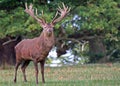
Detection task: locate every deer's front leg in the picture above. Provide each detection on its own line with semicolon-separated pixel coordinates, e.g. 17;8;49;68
33;61;39;84
40;60;45;83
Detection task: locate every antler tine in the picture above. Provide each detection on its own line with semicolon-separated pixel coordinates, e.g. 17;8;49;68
51;3;70;25
62;3;71;13
36;9;44;18
68;7;71;12
36;9;44;21
41;10;47;24
25;3;46;26
41;10;44;16
58;6;62;11
25;3;28;10
29;3;33;10
35;8;39;17
52;11;59;21
62;3;66;10
25;3;36;19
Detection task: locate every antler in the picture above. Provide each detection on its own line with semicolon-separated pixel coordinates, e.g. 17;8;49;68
51;3;71;25
25;3;46;26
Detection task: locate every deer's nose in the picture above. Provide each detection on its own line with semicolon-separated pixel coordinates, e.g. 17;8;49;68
48;29;53;33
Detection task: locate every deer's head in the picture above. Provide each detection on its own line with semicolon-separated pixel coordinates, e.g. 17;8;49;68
25;3;70;37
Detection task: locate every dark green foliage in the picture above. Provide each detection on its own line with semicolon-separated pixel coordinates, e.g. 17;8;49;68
0;0;120;63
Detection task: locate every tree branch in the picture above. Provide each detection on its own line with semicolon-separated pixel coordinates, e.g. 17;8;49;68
56;35;104;42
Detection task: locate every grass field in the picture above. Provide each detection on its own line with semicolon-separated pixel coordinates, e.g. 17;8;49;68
0;63;120;86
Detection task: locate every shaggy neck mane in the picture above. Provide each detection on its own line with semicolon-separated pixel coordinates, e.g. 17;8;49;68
38;30;55;49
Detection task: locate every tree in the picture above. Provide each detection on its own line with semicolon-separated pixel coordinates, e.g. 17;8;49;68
60;0;120;63
0;0;120;65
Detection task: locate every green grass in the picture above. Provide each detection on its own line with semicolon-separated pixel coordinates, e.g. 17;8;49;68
0;63;120;86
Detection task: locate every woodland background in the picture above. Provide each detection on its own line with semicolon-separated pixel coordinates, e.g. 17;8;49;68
0;0;120;66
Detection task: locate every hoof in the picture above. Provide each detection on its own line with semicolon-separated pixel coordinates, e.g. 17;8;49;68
14;79;16;83
24;80;27;82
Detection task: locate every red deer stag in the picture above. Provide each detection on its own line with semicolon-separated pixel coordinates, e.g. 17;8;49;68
14;3;70;84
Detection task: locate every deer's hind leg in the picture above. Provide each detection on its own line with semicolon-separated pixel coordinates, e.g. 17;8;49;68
21;60;30;82
33;60;39;84
14;61;22;83
40;60;45;83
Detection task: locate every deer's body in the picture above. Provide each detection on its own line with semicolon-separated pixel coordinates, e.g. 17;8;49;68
14;3;70;84
15;32;54;62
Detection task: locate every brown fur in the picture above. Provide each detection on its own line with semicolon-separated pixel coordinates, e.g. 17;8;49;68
15;30;54;62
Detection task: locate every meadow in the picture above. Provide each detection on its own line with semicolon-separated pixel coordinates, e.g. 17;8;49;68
0;63;120;86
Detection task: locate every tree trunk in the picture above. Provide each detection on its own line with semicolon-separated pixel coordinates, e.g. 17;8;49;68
0;36;22;67
88;37;108;63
